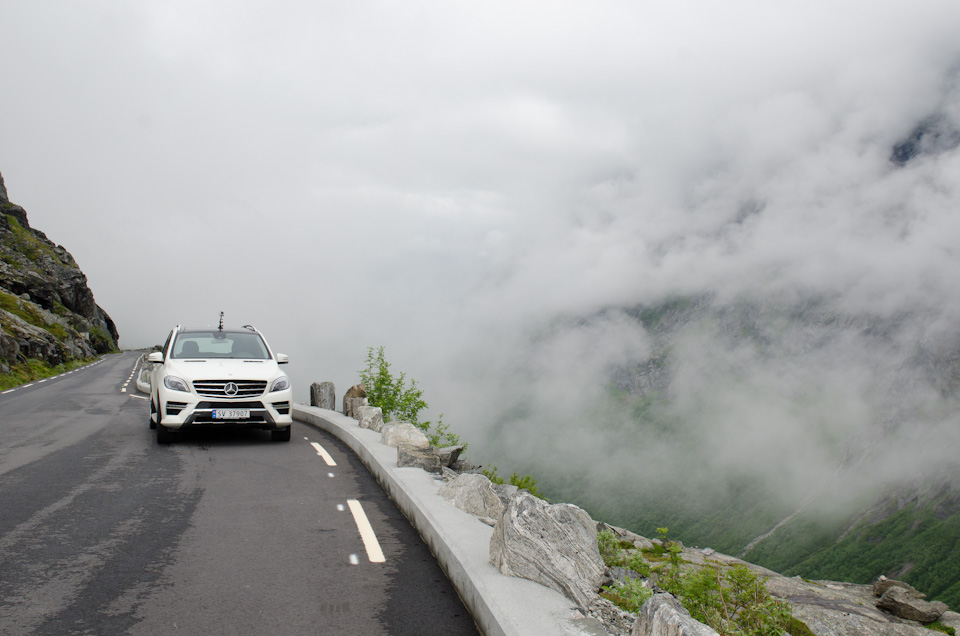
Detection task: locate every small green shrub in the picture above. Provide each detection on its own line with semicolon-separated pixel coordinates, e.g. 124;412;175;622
680;564;793;636
926;623;956;635
598;530;624;567
626;551;652;577
359;346;428;425
359;346;468;453
425;413;467;451
601;577;653;613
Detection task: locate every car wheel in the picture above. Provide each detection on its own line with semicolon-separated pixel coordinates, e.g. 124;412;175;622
271;426;291;442
157;423;175;445
149;399;157;429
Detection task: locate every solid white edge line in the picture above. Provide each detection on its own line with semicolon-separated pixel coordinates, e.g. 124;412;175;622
310;442;337;466
347;499;386;563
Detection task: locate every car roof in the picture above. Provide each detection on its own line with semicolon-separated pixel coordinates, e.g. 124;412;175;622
177;328;260;335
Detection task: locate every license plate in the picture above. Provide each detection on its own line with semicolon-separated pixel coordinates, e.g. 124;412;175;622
213;409;250;420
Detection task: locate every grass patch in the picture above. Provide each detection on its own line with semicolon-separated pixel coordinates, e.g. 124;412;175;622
0;356;97;391
2;213;63;265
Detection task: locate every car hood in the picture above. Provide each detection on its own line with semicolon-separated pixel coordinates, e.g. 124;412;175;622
165;359;283;382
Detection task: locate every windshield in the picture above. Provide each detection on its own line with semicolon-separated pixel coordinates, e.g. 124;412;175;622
171;331;271;359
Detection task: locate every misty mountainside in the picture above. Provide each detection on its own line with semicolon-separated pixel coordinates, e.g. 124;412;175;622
475;97;960;608
0;171;118;379
491;294;960;609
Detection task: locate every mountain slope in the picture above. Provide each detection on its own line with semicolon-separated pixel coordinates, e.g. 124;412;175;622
0;171;118;380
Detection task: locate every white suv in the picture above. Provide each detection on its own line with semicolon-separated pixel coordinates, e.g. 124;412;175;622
148;325;293;444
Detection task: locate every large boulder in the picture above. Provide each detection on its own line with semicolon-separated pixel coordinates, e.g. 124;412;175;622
438;473;504;519
435;445;464;467
876;586;947;623
310;381;336;410
397;444;442;473
381;422;430;448
342;384;366;416
632;594;719;636
357;406;384;432
489;492;604;609
345;397;368;419
873;576;922;598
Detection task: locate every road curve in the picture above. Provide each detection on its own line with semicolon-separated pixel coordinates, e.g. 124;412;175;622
0;351;479;636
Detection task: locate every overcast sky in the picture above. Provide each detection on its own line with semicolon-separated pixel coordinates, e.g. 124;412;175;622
3;2;960;485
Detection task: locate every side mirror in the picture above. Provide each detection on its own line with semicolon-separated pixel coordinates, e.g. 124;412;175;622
276;353;289;365
147;352;163;363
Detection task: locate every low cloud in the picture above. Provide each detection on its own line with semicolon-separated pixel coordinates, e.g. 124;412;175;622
3;1;960;530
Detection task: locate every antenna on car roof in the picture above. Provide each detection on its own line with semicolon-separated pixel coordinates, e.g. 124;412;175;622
218;312;224;332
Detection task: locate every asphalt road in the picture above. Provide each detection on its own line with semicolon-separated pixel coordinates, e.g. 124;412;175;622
0;351;479;636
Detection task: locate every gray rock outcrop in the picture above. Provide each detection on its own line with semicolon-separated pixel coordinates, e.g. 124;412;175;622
342;384;366;416
874;576;921;598
345;397;368;419
489;492;604;609
397;444;442;473
381;422;429;448
632;594;719;636
438;473;505;519
435;445;464;467
764;577;936;636
357;405;384;432
941;610;960;631
876;585;947;623
310;381;336;410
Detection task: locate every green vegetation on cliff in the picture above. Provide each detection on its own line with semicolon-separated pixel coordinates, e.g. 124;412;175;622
743;493;960;609
0;356;100;391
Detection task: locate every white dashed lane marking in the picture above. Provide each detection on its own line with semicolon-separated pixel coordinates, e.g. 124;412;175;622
310;442;337;466
346;499;386;564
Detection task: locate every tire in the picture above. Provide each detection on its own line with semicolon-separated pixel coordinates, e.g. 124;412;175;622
271;426;291;442
149;399;157;429
157;423;175;445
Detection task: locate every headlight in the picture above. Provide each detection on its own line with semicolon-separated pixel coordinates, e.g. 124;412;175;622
270;376;290;392
163;376;190;392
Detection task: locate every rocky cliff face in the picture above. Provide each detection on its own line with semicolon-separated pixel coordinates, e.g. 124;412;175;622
0;171;118;373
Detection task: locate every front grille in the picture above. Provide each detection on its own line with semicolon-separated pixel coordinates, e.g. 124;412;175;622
193;380;267;398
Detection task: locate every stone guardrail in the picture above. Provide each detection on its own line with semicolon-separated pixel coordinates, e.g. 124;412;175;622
135;353;152;394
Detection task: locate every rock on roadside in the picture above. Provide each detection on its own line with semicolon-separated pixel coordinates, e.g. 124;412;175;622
489;491;604;609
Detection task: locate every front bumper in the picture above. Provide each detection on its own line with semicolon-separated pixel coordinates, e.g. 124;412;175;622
157;391;293;430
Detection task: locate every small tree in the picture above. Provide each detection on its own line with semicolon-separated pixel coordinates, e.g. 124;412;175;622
359;346;427;425
358;346;466;450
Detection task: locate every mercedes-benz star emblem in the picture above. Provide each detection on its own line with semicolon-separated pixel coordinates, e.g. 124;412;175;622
224;382;239;396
